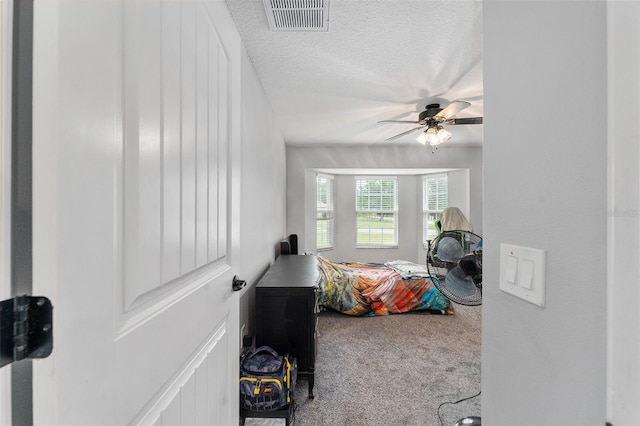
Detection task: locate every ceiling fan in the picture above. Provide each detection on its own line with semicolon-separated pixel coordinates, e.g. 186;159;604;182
378;101;483;148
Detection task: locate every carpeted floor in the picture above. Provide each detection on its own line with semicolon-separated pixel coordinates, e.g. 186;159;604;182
245;304;481;426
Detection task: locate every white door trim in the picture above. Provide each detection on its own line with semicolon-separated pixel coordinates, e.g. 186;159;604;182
0;0;14;421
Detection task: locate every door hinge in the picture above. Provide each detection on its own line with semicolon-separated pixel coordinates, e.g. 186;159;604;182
0;295;53;368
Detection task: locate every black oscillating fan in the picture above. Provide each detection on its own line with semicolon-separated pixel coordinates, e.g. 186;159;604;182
428;230;483;426
427;230;483;306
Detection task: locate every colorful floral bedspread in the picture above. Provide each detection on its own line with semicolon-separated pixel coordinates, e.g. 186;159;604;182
317;256;453;316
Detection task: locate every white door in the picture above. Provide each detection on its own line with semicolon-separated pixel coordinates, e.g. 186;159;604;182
31;1;241;424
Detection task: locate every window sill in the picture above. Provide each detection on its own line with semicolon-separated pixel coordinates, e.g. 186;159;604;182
355;245;399;249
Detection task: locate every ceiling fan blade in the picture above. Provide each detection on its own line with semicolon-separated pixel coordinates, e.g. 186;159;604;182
435;100;471;119
444;117;483;125
378;120;420;124
384;126;425;141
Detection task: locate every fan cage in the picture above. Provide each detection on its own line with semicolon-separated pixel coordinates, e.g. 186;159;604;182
427;231;483;306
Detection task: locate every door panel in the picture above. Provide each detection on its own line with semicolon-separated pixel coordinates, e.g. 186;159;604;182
121;0;231;324
131;325;230;424
31;1;240;424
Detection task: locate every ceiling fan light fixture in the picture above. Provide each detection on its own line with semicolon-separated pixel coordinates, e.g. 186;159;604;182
416;129;430;145
417;125;451;146
434;126;452;145
416;126;439;145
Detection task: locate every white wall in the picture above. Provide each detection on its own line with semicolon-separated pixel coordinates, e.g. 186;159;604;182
447;168;470;217
607;2;640;424
237;48;287;342
483;2;607;424
286;144;483;259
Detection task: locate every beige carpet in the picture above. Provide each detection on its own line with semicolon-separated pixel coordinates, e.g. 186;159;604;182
288;304;482;426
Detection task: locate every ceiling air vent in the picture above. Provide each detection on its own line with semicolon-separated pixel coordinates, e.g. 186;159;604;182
263;0;330;32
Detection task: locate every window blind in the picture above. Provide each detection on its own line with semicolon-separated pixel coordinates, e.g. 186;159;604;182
355;176;398;246
316;174;334;249
423;174;448;243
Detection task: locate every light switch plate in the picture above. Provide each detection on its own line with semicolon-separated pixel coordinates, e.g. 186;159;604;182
499;243;546;307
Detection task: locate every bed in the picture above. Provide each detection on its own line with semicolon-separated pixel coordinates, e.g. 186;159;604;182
278;234;453;316
315;256;454;316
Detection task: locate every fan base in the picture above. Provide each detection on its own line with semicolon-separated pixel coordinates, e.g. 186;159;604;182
454;416;481;426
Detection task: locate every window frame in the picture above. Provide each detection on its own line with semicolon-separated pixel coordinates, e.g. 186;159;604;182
355;176;398;248
423;173;448;247
316;173;334;250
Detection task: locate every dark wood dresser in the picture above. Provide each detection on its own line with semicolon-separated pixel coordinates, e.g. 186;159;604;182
255;254;319;399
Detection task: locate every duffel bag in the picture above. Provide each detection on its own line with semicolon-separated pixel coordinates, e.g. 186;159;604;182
239;345;296;411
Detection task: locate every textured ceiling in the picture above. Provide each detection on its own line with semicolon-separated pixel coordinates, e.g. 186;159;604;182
226;0;483;147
